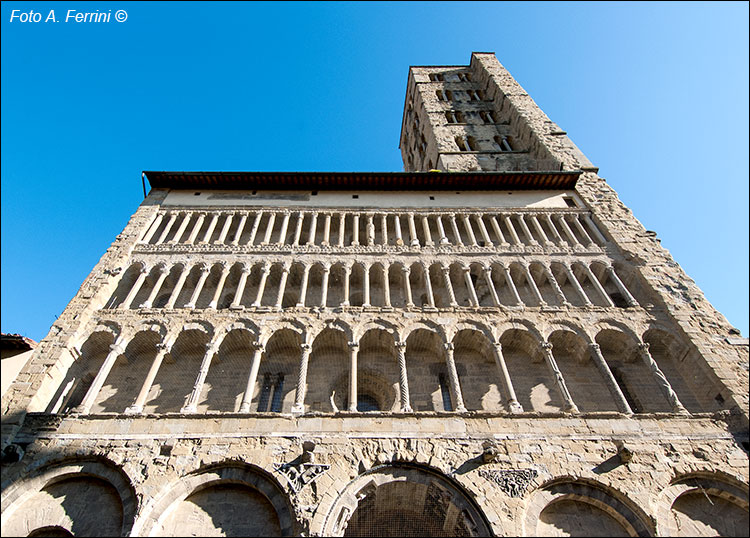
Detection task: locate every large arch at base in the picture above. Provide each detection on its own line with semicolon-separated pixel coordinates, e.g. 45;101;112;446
135;462;296;537
323;463;493;537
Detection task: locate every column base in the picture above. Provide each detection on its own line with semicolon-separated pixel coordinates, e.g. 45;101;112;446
509;401;524;414
124;405;143;415
180;405;197;414
291;404;306;415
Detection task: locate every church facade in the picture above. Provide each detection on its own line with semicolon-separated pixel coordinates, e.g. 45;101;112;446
1;52;748;536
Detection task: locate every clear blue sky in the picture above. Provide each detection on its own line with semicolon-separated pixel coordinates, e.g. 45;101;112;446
2;1;748;341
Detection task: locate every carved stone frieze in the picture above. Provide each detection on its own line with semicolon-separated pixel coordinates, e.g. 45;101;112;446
478;468;538;498
274;461;330;494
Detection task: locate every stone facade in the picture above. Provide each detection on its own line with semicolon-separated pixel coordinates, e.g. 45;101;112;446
1;52;747;537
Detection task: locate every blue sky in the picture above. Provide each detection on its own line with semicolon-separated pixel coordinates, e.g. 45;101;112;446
2;1;748;341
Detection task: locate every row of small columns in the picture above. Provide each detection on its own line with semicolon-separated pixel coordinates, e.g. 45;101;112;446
141;210;606;249
74;333;686;415
118;260;637;310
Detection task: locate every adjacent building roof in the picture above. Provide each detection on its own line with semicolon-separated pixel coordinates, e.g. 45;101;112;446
0;334;37;352
144;170;580;192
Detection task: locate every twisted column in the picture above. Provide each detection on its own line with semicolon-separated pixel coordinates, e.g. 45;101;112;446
442;267;458;307
541;342;579;413
382;264;392;307
292;343;312;413
181;340;222;413
542;264;569;306
589;344;633;414
638;342;688;414
395;341;412;412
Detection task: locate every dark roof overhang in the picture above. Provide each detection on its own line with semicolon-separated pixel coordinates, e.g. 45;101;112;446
144;170;580;192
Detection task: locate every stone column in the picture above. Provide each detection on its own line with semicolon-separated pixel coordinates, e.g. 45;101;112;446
292;343;312;413
571;215;594;245
348;342;359;411
230;265;251;309
185;265;211;309
606;266;638;306
165;265;191;308
381;214;389;245
338;214;346;247
516;215;538;245
207;263;230;309
307;212;318;245
530;215;554;247
366;214;375;246
186;212;206;244
475;215;493;246
75;338;127;414
461;215;478;246
231;212;249;245
395;341;412;412
638;342;688;414
442;267;458;307
503;215;521;245
408;213;420;247
421;216;434;246
170;212;192;244
352;214;360;246
589;344;633;414
502;265;523;306
297;264;312;307
582;264;615;307
342;263;352;306
362;264;371;307
483;266;501;306
125;342;170;414
322;213;332;246
522;264;546;306
292;212;305;246
216;213;234;244
320;264;331;307
277;212;291;245
490;216;508;246
540;343;579;413
246;213;263;246
382;264;391;307
563;265;592;306
121;266;149;309
423;264;436;308
393;215;404;246
544;214;567;246
261;213;276;245
492;343;523;413
274;264;290;309
252;263;270;307
463;267;480;306
156;212;178;244
444;343;466;412
402;266;414;306
556;215;579;246
140;263;169;308
448;214;464;246
583;214;608;244
141;213;164;243
181;340;222;413
436;215;450;245
200;214;220;244
239;342;264;412
542;264;569;306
